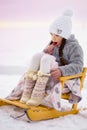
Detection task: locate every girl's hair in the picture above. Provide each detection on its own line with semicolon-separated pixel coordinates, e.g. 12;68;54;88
49;38;68;66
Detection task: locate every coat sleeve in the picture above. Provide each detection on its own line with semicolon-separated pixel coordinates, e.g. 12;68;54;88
59;43;84;76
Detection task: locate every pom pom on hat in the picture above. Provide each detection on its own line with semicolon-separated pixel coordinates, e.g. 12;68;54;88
49;10;73;39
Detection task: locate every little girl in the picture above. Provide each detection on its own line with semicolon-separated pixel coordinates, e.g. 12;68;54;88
6;10;83;111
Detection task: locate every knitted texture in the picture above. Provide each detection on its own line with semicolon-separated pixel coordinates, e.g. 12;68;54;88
27;75;49;106
20;78;35;103
24;70;38;81
49;10;73;39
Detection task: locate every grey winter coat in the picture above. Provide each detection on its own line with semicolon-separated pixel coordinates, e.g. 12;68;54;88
52;34;84;76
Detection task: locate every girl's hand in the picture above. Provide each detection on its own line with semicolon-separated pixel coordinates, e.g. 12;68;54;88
44;44;55;54
51;69;62;81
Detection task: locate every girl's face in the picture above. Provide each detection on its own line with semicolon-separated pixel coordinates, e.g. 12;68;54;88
50;33;63;46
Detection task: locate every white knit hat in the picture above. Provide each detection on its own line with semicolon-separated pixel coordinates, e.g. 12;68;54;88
49;10;73;39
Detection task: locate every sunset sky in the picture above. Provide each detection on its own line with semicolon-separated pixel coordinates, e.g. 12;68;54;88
0;0;87;66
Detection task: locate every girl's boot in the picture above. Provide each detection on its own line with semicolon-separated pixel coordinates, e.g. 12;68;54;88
20;71;37;103
26;71;50;106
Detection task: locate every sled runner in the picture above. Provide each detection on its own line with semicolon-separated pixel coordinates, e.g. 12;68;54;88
0;67;87;121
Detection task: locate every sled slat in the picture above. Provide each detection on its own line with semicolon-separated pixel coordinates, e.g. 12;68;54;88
0;98;30;109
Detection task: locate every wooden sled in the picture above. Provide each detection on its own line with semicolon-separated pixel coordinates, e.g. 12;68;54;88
0;67;87;121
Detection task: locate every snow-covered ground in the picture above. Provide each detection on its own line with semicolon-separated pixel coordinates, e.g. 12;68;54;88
0;74;87;130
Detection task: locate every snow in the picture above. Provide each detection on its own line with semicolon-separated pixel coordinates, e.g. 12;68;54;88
0;74;87;130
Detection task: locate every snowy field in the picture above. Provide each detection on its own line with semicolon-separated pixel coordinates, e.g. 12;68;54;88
0;74;87;130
